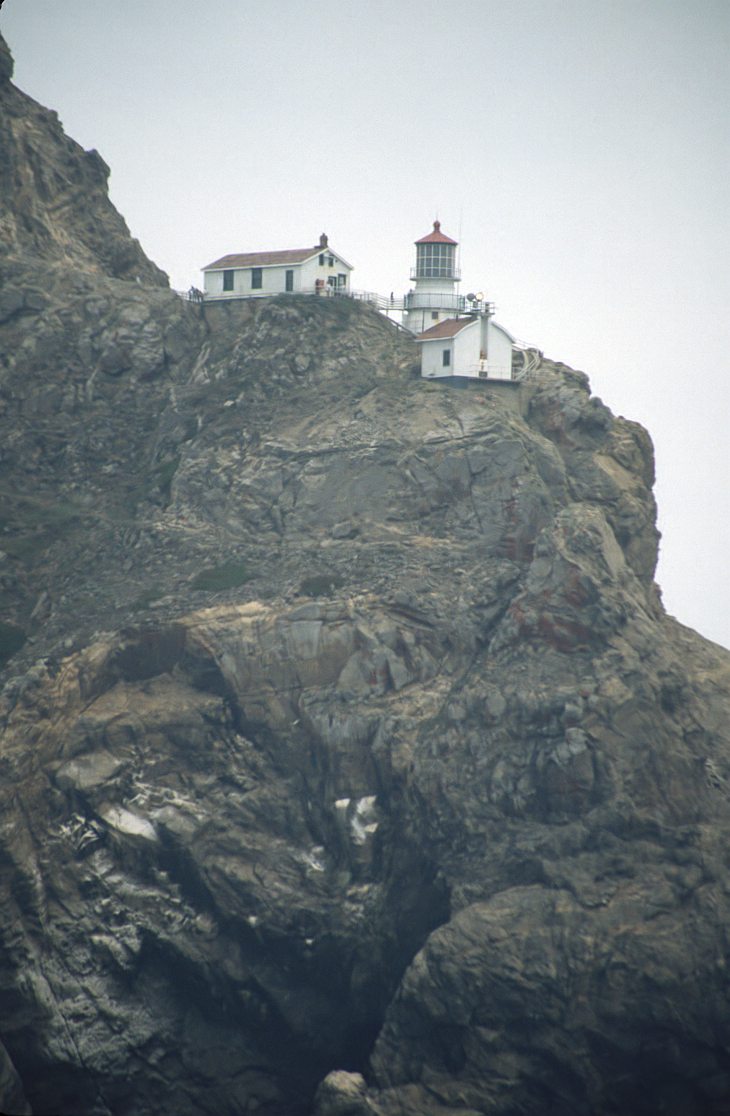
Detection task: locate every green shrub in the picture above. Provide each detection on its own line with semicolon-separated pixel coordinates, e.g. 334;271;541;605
154;455;181;500
191;560;254;592
131;585;165;611
0;494;83;560
0;622;26;666
2;532;50;560
22;499;81;529
298;572;345;598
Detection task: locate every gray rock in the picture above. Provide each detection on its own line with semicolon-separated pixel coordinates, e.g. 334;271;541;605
314;1070;382;1115
0;1038;29;1115
0;286;24;322
0;31;13;84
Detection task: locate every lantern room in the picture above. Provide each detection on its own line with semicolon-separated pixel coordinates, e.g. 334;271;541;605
412;220;459;280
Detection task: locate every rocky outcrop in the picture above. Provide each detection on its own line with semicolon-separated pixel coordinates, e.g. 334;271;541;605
0;32;166;284
2;28;730;1116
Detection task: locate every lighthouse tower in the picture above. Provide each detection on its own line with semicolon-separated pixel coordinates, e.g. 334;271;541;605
403;221;463;334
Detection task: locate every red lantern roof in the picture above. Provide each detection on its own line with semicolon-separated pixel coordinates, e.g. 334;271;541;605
415;220;458;246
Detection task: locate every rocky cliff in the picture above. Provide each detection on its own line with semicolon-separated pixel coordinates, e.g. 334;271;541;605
0;33;166;287
2;30;730;1116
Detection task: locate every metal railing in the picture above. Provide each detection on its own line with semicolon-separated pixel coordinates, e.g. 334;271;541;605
404;292;466;312
410;267;462;281
180;285;366;303
347;290;403;310
178;286;411;310
513;346;543;374
402;293;496;315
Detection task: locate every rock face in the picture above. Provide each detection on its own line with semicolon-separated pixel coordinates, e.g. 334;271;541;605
0;32;167;284
2;29;730;1116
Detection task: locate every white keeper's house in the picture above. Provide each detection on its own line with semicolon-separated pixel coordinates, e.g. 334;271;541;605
202;233;353;299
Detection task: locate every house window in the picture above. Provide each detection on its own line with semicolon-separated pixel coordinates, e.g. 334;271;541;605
442;349;451;367
319;254;325;265
337;273;347;288
251;267;262;289
285;269;294;292
223;270;234;291
431;312;439;320
328;256;334;267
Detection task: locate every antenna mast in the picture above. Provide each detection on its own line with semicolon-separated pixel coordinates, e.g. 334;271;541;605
457;206;463;281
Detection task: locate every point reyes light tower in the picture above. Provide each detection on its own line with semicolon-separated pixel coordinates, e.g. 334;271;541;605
403;221;462;334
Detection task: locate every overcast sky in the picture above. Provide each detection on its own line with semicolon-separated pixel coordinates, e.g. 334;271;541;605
2;0;728;648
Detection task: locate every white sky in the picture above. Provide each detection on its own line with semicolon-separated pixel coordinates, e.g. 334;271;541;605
2;0;728;648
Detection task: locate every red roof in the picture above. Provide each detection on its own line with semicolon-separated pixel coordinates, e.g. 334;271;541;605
415;220;458;246
203;246;322;270
416;317;475;340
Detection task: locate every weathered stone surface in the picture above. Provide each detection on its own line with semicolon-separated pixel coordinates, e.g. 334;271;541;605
0;1038;30;1115
0;31;13;85
2;26;730;1116
314;1070;382;1115
0;32;166;284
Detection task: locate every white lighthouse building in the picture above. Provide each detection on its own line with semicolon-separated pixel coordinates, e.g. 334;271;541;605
403;221;464;334
404;220;542;381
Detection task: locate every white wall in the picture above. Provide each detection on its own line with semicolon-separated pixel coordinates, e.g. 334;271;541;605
484;320;514;380
203;263;297;297
420;322;479;377
407;308;444;334
299;251;352;292
421;338;454;377
453;321;481;373
203;269;226;296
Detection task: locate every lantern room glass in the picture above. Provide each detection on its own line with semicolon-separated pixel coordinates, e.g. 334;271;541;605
416;243;456;278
